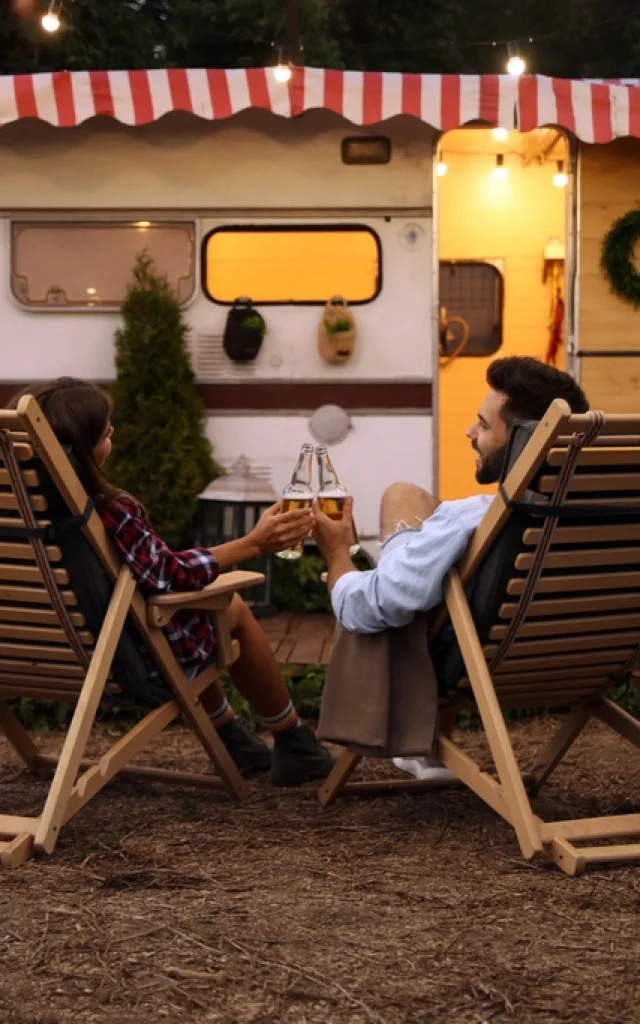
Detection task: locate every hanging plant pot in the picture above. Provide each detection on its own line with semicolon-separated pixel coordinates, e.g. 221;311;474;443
318;296;356;365
223;297;266;362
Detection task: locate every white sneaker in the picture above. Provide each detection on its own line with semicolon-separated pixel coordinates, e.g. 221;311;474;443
392;756;456;782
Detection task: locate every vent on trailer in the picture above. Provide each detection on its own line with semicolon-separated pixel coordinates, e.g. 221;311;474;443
188;333;258;382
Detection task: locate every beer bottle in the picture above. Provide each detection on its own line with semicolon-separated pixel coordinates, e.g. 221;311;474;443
276;443;314;560
316;445;360;556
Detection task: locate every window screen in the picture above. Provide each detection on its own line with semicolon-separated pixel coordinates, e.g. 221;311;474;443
203;225;381;305
439;261;503;357
12;221;196;309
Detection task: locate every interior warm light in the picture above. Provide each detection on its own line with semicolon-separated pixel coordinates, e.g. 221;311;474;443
135;221;151;229
552;160;569;188
492;154;509;180
436;154;448;177
86;287;96;295
492;127;509;143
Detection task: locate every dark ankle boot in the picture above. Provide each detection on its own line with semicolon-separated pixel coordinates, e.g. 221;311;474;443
270;724;335;787
216;718;272;778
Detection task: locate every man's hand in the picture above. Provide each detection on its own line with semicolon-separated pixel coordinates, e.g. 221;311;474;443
249;501;313;557
312;496;354;559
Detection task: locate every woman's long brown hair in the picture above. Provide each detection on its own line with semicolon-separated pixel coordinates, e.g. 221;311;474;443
8;378;121;505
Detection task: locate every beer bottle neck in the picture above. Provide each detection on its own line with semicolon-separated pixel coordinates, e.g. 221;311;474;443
317;450;342;493
289;448;313;489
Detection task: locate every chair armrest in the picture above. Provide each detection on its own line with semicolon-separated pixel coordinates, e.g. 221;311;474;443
147;570;264;628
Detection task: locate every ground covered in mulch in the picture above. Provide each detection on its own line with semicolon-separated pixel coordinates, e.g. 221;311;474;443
1;717;640;1024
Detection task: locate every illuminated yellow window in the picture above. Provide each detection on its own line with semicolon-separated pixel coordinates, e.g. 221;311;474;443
203;226;381;304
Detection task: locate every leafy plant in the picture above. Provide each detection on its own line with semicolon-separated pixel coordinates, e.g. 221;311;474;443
108;252;219;548
243;313;266;335
323;316;352;336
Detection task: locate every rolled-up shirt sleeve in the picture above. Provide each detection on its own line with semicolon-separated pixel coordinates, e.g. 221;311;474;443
331;495;492;633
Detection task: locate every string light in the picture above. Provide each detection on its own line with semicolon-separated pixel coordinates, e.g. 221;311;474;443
436;151;448;177
41;0;61;32
492;154;509;180
552;160;569;187
274;46;292;82
492;127;509;143
506;42;526;76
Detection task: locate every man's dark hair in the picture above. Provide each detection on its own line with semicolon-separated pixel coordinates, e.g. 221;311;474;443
486;356;589;424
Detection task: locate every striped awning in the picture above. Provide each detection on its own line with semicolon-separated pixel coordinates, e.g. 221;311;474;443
0;66;639;143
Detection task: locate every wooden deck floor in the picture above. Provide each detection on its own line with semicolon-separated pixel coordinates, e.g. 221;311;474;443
260;613;335;666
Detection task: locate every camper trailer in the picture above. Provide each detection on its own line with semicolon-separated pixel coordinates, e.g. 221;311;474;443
1;68;639;539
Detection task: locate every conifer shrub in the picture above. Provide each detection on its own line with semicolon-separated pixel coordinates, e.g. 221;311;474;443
108;252;219;547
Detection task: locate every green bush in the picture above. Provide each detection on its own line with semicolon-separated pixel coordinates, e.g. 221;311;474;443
108;251;219;548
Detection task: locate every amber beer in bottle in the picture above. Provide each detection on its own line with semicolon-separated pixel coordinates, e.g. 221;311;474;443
315;445;360;555
276;443;314;560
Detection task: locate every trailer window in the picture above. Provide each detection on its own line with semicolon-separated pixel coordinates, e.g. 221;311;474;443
202;225;381;305
11;222;196;309
439;261;503;357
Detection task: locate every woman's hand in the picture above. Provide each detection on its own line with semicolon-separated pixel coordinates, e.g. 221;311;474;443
249;501;314;556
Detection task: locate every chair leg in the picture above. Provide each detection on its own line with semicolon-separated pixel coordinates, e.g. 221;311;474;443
591;698;640;748
528;706;593;794
318;750;361;807
34;568;137;857
445;570;543;860
0;698;40;768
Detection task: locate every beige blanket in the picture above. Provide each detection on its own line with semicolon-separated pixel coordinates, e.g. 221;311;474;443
317;613;439;758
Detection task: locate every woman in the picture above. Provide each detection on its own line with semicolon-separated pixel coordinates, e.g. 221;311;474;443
10;378;334;787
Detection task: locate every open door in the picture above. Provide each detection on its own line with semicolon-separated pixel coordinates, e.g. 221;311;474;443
436;128;569;499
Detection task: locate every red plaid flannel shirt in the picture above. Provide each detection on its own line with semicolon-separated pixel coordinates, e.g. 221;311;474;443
99;493;220;674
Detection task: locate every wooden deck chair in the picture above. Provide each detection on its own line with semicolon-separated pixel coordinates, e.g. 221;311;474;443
319;399;640;875
0;396;265;867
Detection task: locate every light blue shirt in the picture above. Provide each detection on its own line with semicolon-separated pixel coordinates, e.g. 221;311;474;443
331;495;493;633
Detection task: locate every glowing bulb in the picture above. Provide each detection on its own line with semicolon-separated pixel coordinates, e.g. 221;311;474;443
135;220;151;229
492;127;509;143
274;63;292;83
552;160;568;188
507;54;526;76
41;11;61;31
436;159;448;177
492;154;508;180
86;287;96;295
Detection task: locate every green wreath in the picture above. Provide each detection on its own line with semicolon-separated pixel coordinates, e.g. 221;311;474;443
600;208;640;308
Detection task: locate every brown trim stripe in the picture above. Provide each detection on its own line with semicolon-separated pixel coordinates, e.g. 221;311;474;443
0;380;432;413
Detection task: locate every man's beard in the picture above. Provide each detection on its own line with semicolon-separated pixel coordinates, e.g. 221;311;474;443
474;443;507;485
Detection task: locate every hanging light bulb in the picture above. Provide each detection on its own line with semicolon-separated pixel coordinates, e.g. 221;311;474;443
492;127;509;143
506;42;526;76
492;153;509;180
41;0;61;32
552;160;569;188
436;151;448;177
274;47;292;82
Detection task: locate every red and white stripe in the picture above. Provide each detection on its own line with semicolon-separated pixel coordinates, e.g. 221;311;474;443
518;74;640;142
0;67;517;131
1;67;639;142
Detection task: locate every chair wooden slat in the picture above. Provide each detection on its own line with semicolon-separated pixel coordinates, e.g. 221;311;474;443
484;631;640;658
0;493;46;512
0;443;34;463
494;648;634;674
0;673;83;690
0;604;85;627
0;584;77;606
0;468;39;488
523;524;640;546
538;472;640;493
499;689;599;708
0;542;62;562
0;564;69;585
0;642;80;663
546;447;640;467
507;570;640;596
490;612;640;640
500;591;640;619
516;547;640;571
0;685;83;701
567;414;640;435
492;664;617;685
0;411;21;428
0;659;85;679
0;623;93;644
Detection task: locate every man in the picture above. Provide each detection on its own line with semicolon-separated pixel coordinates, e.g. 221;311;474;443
313;357;589;777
